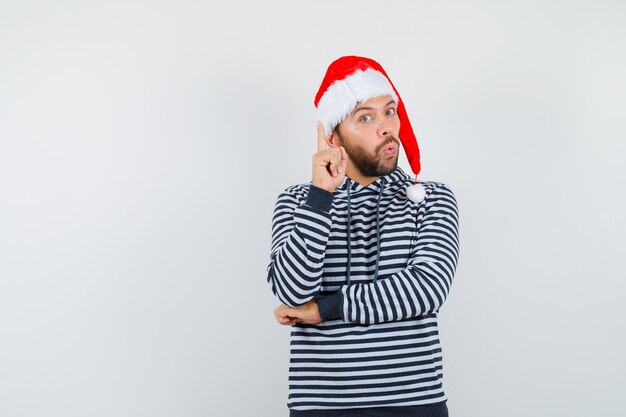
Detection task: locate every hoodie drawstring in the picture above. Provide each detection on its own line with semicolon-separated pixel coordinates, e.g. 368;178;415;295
372;177;385;283
345;177;386;286
346;179;352;286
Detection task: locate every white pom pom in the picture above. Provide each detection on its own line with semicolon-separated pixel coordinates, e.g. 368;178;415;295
406;183;426;203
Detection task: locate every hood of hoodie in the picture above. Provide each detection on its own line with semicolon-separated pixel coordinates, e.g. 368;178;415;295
334;166;412;196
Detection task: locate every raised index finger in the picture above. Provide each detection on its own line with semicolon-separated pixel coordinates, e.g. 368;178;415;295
316;121;327;152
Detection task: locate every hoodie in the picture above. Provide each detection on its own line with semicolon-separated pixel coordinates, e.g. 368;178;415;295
267;167;460;417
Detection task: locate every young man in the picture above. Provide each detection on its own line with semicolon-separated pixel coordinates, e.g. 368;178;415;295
266;56;459;417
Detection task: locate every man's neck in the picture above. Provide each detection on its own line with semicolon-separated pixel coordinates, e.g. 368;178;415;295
345;166;380;188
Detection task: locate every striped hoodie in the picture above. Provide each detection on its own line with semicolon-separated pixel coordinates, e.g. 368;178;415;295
266;166;459;417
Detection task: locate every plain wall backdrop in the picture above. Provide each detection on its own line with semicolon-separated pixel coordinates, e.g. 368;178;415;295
1;1;625;416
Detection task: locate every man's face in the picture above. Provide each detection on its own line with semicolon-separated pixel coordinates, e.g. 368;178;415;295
333;95;401;178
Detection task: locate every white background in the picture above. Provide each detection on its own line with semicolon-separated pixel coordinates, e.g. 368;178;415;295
1;1;625;416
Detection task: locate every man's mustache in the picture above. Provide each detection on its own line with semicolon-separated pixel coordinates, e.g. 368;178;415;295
377;136;400;153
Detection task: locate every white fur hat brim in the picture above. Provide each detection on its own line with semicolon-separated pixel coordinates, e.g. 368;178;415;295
316;68;398;136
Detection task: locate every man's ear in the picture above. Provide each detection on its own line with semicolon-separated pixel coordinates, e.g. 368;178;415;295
327;130;341;148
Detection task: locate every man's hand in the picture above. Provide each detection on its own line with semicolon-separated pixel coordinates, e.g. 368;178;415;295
274;299;322;326
312;121;348;193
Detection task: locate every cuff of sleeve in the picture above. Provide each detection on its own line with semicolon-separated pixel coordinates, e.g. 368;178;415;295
317;291;343;321
305;185;334;212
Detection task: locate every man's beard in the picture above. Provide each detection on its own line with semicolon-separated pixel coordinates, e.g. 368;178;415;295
337;131;400;177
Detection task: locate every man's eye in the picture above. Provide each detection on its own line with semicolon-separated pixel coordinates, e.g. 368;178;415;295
359;115;372;123
386;108;397;116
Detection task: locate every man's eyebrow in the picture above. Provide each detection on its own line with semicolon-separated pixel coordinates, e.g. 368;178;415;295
351;99;397;115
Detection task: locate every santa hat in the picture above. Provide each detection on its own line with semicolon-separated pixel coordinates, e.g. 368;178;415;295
314;55;425;203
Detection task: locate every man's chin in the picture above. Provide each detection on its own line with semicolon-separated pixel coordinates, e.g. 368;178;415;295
373;164;397;178
381;157;398;174
351;153;398;177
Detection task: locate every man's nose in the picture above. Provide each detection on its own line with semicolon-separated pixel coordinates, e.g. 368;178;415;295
377;116;393;137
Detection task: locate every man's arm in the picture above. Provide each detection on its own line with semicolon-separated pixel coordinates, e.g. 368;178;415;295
317;183;460;324
266;184;334;307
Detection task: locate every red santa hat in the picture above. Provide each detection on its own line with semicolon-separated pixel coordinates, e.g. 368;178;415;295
314;55;425;203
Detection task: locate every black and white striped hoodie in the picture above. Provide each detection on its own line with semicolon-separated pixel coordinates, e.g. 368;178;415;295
267;166;460;417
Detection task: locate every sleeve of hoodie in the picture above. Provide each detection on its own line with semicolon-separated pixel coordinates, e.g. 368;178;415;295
317;183;460;324
266;184;334;307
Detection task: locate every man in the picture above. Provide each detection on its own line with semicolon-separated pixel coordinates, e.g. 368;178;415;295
266;56;459;417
